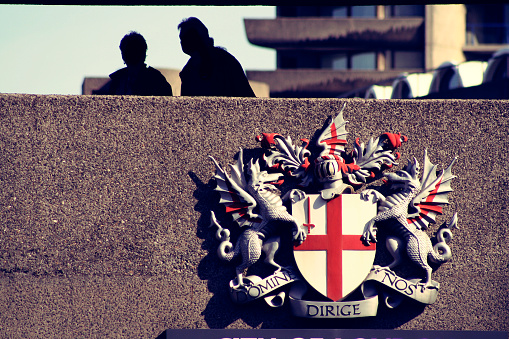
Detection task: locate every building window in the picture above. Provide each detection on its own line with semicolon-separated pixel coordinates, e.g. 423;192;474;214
351;52;376;69
277;6;297;17
393;51;424;69
321;54;347;69
279;56;297;69
331;6;347;18
277;6;378;18
351;6;376;18
321;52;376;70
330;6;376;18
466;4;509;45
387;5;425;17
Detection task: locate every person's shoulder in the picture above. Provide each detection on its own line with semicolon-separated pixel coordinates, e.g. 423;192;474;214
109;67;128;79
145;66;173;95
146;66;163;74
145;66;169;80
212;47;242;66
213;46;235;59
144;66;163;76
179;58;195;79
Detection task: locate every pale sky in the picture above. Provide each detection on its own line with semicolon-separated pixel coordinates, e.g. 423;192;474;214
0;5;276;95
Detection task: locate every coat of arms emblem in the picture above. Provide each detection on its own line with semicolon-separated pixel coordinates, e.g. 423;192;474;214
208;104;458;318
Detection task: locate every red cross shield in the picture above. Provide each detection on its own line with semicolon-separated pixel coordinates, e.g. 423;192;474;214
292;194;377;301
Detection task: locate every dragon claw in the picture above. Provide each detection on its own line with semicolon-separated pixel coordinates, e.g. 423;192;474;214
361;224;377;245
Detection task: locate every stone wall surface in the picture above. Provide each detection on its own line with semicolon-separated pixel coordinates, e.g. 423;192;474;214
0;94;507;338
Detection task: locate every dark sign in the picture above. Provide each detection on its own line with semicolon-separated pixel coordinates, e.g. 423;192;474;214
164;329;508;339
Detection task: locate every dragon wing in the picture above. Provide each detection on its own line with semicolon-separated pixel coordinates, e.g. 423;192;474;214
209;149;262;228
407;150;457;230
316;103;349;158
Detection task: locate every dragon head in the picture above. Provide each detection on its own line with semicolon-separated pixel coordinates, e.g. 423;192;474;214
385;157;420;192
247;159;284;192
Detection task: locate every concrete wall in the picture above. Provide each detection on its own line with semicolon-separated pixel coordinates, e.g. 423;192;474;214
0;94;508;338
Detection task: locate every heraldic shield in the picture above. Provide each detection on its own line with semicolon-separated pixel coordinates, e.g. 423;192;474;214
292;194;377;301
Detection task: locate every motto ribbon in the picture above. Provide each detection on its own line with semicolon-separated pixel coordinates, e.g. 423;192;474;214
288;281;379;318
363;267;439;305
228;266;440;317
229;268;300;305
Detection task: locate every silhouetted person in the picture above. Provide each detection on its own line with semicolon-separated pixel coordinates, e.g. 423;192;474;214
95;31;173;96
178;17;256;97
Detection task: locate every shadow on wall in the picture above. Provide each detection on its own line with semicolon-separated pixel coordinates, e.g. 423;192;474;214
189;147;276;329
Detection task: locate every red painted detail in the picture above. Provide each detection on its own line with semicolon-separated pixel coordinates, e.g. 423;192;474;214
320;123;347;154
223;178;257;222
269;163;281;171
341;161;360;174
343;234;372;250
303;198;316;234
272;179;285;186
369;171;375;178
303;223;315;234
321;138;348;148
383;132;408;150
348;163;361;172
407;177;444;224
316;155;359;175
426;178;443;203
299;157;311;172
294;196;375;301
329;155;359;173
225;204;247;213
418;203;443;214
256;133;282;149
224;182;241;204
329;123;337;154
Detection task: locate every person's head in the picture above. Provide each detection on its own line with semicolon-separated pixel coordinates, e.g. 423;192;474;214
178;17;214;55
119;31;147;66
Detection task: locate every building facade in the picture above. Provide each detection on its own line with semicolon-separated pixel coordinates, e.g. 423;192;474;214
244;5;509;98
